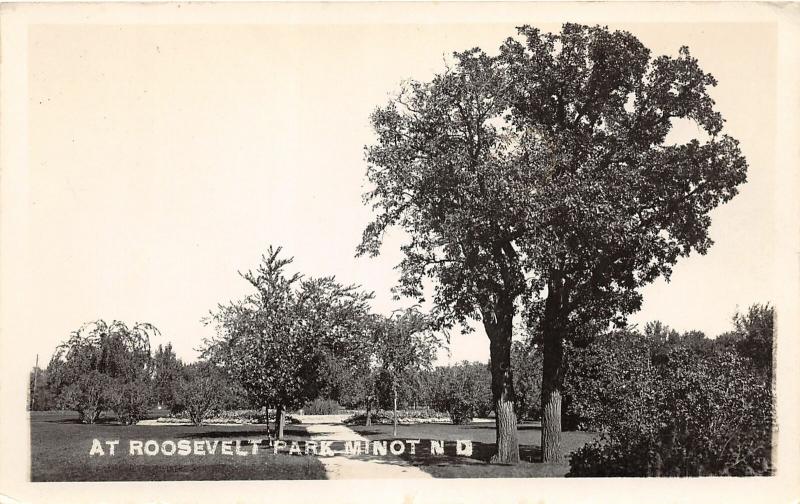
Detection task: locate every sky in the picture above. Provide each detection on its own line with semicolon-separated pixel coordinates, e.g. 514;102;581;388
21;21;777;367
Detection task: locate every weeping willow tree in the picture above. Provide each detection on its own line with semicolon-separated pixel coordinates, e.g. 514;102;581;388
47;320;158;423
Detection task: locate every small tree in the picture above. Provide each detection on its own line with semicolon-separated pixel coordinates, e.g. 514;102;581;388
152;343;183;411
431;361;493;424
107;377;153;425
204;246;374;438
373;308;440;436
340;361;379;425
29;366;55;411
54;370;109;423
176;362;227;426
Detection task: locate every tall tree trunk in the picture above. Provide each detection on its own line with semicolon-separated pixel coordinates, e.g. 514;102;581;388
484;302;520;464
541;280;567;463
276;404;285;440
392;381;398;437
366;400;372;426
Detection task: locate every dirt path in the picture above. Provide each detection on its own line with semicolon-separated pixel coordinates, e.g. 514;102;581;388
295;415;433;479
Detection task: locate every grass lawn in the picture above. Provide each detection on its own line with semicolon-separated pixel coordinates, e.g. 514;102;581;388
350;422;597;478
30;411;326;481
31;412;595;480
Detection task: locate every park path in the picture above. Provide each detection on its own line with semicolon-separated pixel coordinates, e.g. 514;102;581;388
294;414;433;480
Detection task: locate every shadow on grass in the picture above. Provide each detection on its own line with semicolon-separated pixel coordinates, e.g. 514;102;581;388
353;439;542;467
34;410;164;425
349;429;384;436
44;417;121;425
457;423;541;432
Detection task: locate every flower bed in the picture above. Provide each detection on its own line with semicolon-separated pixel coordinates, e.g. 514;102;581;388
343;408;452;426
156;409;299;425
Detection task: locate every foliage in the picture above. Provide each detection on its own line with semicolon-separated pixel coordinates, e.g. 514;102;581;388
55;371;109;423
106;378;153;425
367;307;441;429
567;312;773;477
302;398;342;415
175;362;227;426
563;330;655;431
430;361;493;424
313;352;350;403
337;362;379;410
152;343;183;411
159;409;301;425
510;341;543;420
28;367;56;411
373;308;441;394
215;378;254;411
357;23;747;462
203;246;375;418
46;320;158;423
343;408;450;426
375;368;407;410
718;303;774;376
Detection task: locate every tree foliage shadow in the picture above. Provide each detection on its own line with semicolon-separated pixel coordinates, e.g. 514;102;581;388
360;439;542;466
44;417;118;425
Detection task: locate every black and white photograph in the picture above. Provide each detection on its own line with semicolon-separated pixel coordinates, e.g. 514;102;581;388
1;2;798;503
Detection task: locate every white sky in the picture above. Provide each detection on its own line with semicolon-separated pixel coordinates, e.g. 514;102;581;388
22;21;777;367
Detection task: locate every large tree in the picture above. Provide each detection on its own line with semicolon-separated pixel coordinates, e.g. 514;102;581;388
47;320;158;423
357;24;747;463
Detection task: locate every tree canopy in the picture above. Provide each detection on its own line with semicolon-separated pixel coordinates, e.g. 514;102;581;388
203;246;374;437
372;307;441;434
358;23;747;463
47;320;159;423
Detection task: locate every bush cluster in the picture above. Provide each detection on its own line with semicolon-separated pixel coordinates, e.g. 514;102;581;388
106;379;153;425
429;362;493;424
45;321;157;424
302;398;342;415
567;324;773;476
343;408;450;426
158;409;301;425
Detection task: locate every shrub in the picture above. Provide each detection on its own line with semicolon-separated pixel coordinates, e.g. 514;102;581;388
563;330;655;431
158;409;300;425
302;398;342;415
343;408;450;425
200;409;269;424
107;378;152;425
511;341;543;421
430;362;492;424
175;362;226;426
568;347;773;477
344;410;394;426
56;371;108;424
